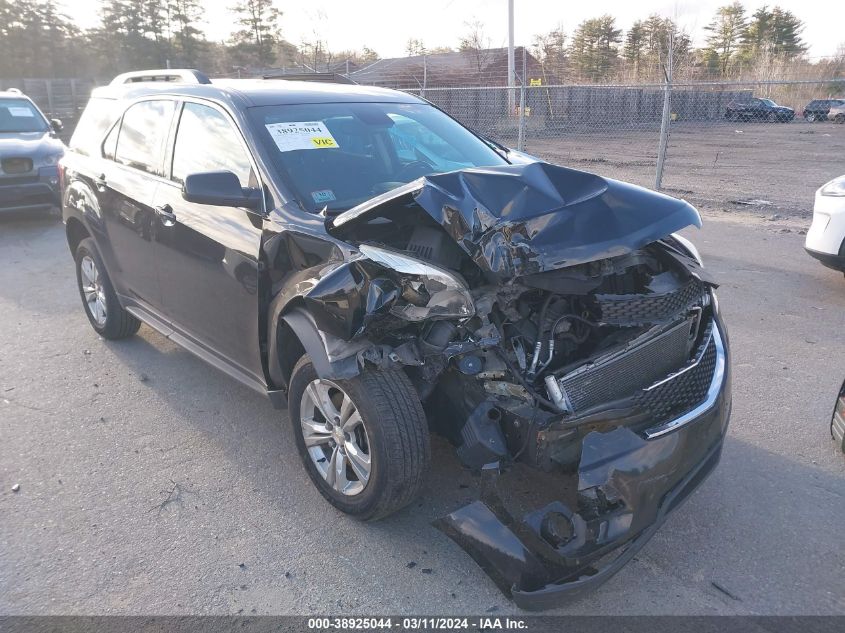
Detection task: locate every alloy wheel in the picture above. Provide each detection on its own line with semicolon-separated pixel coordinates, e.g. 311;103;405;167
80;255;107;326
299;379;372;496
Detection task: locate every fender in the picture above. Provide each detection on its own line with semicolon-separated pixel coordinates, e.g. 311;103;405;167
269;306;362;393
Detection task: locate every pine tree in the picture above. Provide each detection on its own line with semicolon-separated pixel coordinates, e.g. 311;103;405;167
169;0;204;66
229;0;282;68
704;2;748;76
569;15;621;82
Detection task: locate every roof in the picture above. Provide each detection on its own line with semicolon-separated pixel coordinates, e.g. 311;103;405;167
350;47;548;89
90;78;423;108
0;90;31;99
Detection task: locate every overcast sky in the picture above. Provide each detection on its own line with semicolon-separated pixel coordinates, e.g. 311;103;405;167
62;0;843;59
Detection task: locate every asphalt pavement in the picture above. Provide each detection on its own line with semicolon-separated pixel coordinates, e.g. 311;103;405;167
1;211;843;615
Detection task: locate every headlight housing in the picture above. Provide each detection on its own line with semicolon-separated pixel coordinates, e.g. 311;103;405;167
669;232;703;266
820;175;845;197
37;152;63;167
359;244;475;322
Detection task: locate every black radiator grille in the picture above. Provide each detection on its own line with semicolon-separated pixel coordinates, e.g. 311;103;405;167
559;317;695;413
597;277;706;325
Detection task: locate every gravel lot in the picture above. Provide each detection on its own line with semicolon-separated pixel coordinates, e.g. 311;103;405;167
1;209;844;615
526;120;845;214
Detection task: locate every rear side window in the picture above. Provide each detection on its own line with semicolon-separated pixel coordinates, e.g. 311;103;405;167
69;97;117;156
171;103;253;187
115;100;175;175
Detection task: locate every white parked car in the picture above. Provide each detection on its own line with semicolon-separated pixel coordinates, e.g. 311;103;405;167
806;175;845;275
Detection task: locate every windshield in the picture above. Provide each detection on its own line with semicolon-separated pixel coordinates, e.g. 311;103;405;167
0;98;48;133
249;102;508;212
760;98;777;107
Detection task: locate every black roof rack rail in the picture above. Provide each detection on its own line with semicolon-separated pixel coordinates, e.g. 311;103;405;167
262;72;357;85
110;69;212;85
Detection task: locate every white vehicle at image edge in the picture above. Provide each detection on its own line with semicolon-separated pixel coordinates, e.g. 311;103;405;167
805;175;845;275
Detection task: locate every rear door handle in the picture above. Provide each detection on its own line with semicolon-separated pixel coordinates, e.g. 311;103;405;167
154;204;176;226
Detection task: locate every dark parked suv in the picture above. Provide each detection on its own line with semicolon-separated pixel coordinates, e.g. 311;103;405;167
60;69;731;609
724;97;795;122
0;89;65;215
803;99;845;122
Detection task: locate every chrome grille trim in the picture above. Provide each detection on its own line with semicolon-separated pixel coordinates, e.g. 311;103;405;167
643;323;726;439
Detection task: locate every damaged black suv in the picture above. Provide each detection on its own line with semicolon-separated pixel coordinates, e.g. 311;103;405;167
61;69;731;609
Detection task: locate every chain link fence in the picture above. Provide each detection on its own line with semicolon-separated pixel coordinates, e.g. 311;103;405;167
410;79;845;214
6;75;843;213
0;78;96;142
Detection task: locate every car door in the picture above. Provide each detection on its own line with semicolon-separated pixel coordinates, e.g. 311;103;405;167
151;100;266;384
97;98;176;310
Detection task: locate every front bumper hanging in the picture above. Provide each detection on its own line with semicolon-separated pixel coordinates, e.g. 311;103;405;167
435;326;731;610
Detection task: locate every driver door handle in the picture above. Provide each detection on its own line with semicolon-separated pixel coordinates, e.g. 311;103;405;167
154;204;176;226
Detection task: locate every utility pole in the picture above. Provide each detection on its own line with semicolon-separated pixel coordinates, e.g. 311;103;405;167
507;0;515;113
654;30;673;190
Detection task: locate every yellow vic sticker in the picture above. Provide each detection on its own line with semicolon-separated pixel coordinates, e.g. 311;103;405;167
311;137;338;148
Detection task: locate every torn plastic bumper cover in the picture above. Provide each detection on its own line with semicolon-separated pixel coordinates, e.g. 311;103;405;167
435;328;731;610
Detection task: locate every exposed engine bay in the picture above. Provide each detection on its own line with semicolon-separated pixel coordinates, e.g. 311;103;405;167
278;162;730;607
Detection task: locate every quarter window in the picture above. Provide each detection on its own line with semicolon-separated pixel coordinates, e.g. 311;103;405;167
115;100;175;174
171;103;253;187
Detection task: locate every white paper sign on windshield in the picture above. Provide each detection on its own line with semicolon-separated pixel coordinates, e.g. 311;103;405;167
265;121;339;152
8;107;34;117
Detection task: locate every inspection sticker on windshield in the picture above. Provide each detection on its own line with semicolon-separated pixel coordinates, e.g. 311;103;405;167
265;121;338;151
7;107;34;117
311;189;336;203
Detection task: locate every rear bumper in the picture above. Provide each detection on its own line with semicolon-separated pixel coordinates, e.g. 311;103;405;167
436;321;731;610
0;169;60;214
805;247;845;272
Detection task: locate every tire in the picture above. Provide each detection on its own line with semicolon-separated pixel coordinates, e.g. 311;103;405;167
767;112;778;123
835;115;845;124
806;113;816;122
288;355;430;521
74;238;141;340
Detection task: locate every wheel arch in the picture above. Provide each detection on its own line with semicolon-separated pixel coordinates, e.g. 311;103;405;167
268;301;360;391
66;217;91;256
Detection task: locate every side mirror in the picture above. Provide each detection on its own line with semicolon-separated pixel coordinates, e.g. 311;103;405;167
182;171;261;210
50;118;63;133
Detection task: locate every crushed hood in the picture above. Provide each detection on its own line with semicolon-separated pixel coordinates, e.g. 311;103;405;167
331;162;701;280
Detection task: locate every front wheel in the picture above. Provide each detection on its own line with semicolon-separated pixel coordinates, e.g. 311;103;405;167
74;238;141;339
806;113;816;122
289;356;431;521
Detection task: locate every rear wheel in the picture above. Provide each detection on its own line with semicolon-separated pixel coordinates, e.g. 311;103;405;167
74;238;141;339
288;356;430;521
835;114;845;124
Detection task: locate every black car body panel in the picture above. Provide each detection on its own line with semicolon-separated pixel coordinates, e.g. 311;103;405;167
331;162;702;279
803;99;845;121
725;97;795;122
60;75;731;608
0;92;64;214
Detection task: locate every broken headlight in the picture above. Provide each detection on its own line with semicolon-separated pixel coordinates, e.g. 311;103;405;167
359;244;475;322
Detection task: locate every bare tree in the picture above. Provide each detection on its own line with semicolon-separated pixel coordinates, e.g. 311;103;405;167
459;19;492;76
